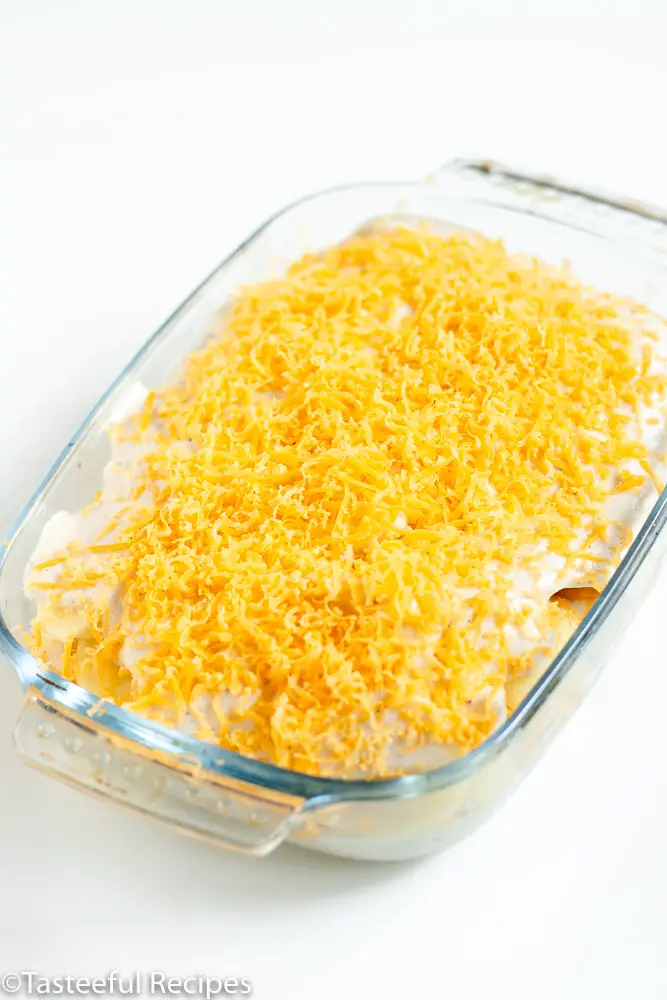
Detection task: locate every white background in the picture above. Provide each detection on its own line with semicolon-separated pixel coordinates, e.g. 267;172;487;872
1;0;667;996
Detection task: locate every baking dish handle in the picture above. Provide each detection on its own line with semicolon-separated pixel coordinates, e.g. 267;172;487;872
432;158;667;250
14;685;304;856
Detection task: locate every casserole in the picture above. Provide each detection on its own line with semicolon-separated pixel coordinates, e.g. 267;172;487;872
3;159;667;861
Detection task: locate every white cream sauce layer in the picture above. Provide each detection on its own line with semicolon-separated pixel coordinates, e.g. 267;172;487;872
24;312;667;776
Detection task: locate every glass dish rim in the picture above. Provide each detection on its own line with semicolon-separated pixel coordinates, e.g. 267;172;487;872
3;163;667;807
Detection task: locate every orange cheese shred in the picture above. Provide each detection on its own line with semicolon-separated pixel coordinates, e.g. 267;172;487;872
25;227;667;777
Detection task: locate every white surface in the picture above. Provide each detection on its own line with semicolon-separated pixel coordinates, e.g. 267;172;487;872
1;0;667;996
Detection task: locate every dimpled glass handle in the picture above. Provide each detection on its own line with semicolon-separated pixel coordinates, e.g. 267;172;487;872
15;688;304;855
432;158;667;252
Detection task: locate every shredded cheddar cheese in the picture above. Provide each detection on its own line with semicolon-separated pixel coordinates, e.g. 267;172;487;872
25;226;667;777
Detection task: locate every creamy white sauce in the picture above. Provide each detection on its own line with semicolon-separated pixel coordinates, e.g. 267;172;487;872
24;312;667;777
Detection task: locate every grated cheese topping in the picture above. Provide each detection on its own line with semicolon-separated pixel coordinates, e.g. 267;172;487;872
25;226;667;777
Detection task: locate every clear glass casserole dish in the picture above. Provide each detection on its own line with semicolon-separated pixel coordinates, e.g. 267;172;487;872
3;158;667;862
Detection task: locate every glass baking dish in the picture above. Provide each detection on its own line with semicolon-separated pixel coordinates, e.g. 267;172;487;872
3;159;667;863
